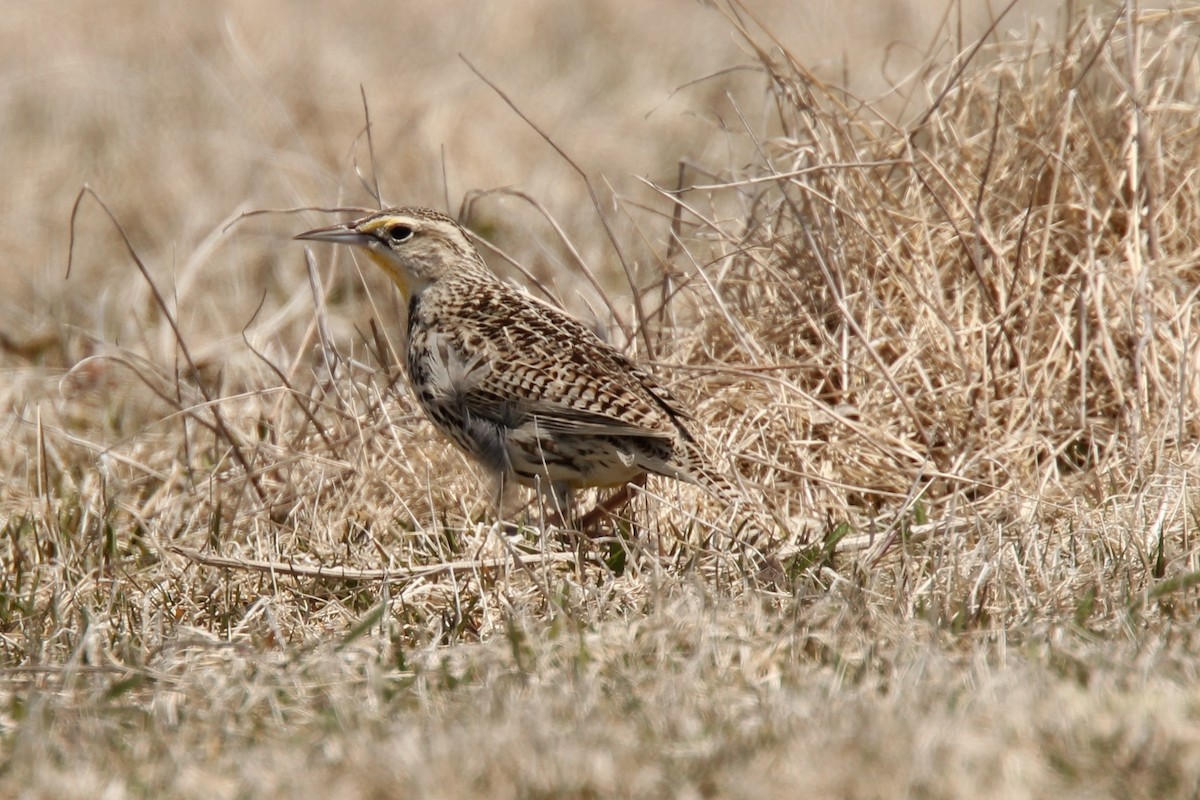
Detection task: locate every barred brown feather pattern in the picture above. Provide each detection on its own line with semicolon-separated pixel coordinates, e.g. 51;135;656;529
406;273;695;491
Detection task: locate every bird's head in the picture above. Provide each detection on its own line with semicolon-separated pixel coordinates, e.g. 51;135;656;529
295;207;490;301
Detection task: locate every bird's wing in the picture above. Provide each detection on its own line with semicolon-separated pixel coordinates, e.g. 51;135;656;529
461;372;679;440
440;301;689;440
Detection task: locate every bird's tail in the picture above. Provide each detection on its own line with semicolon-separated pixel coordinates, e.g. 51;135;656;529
672;442;785;558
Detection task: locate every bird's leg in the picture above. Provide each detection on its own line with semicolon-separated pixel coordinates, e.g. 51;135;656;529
577;474;648;536
493;471;521;536
551;481;575;529
532;477;575;531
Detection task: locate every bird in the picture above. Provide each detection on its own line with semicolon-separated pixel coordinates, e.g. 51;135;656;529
296;207;774;547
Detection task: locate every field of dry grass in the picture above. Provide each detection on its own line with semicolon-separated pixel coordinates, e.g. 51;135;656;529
4;1;1200;797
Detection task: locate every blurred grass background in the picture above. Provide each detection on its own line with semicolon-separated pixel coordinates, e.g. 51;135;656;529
1;0;1060;356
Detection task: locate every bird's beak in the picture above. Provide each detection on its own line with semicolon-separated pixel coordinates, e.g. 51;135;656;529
294;222;374;247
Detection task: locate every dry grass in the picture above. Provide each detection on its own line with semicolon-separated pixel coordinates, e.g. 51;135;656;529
3;1;1200;797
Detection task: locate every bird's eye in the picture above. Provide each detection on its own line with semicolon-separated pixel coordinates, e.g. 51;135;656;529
387;224;414;242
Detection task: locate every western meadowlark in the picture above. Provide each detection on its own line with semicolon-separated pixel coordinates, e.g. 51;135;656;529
296;207;770;543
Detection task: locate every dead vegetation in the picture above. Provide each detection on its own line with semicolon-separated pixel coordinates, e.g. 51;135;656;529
2;2;1200;797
